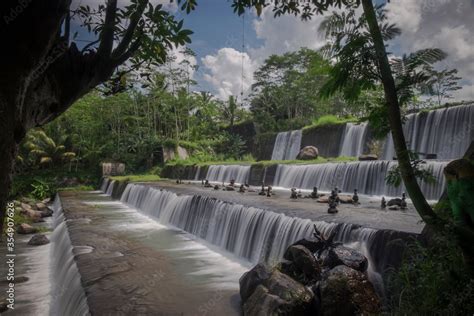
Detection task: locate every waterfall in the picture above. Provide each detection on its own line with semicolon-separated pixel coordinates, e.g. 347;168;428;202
273;160;447;200
105;180;115;195
99;177;110;192
339;123;369;157
118;183;407;285
205;165;251;184
194;166;202;180
382;104;474;160
271;130;302;160
50;196;90;316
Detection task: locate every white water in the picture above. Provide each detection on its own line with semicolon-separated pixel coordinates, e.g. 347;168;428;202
271;130;302;160
205;165;251;184
339;123;369;157
273;160;447;200
113;182;386;284
383;104;474;160
50;197;90;316
105;180;115;195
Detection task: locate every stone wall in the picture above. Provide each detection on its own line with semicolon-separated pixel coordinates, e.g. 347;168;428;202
301;124;346;158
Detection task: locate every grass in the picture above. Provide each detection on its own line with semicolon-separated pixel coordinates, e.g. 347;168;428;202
303;114;358;130
110;174;161;182
163;155;357;168
57;185;95;192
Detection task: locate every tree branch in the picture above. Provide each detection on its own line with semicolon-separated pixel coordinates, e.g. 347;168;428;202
97;0;118;58
112;0;148;59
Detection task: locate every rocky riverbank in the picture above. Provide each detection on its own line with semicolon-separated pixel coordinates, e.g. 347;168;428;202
240;227;380;315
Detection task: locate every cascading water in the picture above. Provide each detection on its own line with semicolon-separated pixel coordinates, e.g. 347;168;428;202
382;103;474;160
50;196;90;316
205;165;251;184
339;123;369;157
116;183;394;288
273;160;447;200
271;130;302;160
105;180;115;195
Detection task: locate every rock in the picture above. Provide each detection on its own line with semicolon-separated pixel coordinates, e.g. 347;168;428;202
41;197;51;204
20;202;33;212
243;285;291;316
239;263;272;301
319;246;368;272
317;196;329;203
35;202;48;212
27;234;50;246
358;154;378;161
297;146;319;160
17;223;38;234
387;198;403;206
40;207;53;218
283;245;321;280
291;238;323;253
20;207;43;222
338;195;353;204
320;265;381;316
263;270;314;313
225;186;235;191
388;205;400;211
333;246;368;272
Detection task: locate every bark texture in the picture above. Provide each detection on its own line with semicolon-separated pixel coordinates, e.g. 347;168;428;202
361;0;438;223
0;0;144;233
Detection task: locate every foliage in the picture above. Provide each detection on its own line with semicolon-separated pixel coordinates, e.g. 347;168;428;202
385;151;437;188
10;168;100;200
110;174;161;182
30;180;54;201
21;129;76;168
250;48;349;132
388;229;474;315
305;114;356;129
420;67;462;106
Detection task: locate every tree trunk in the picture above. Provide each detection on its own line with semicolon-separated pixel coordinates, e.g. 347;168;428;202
0;101;20;236
361;0;438;223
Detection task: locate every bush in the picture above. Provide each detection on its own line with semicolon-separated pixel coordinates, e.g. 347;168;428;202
388;229;474;315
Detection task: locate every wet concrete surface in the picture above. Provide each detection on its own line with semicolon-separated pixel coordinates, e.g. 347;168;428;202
58;191;245;316
142;180;424;234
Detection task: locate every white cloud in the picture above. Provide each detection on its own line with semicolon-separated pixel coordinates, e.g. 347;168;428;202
201;48;256;100
386;0;474;101
249;8;328;63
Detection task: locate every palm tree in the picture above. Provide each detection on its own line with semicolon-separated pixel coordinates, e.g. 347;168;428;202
23;129;76;167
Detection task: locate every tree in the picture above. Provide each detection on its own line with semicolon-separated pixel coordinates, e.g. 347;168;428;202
23;129;76;167
250;48;337;131
0;0;195;231
421;67;462;106
229;0;438;223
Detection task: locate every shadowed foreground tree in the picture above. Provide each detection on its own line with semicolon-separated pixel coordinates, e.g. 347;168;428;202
0;0;195;232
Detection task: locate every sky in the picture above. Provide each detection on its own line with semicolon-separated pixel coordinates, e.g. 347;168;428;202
73;0;474;102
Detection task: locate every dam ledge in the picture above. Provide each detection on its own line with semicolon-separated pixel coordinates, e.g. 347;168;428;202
107;179;423;234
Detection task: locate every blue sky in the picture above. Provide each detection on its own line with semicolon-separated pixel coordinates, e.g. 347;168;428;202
73;0;474;101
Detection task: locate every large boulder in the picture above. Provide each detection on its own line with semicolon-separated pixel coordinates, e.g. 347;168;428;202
291;238;323;253
297;146;319;160
320;265;380;316
239;263;272;301
358;154;378;161
283;245;321;280
319;246;368;272
28;234;50;246
263;270;314;313
243;285;292;316
17;223;38;234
